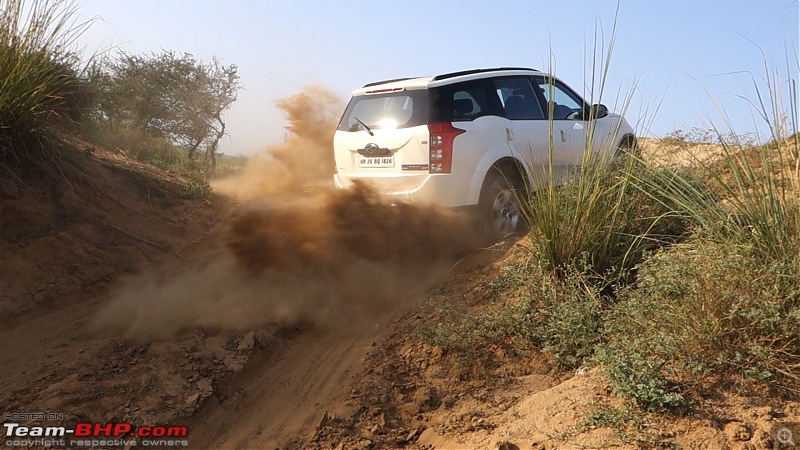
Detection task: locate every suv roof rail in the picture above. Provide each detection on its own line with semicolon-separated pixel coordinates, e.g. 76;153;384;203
432;67;539;81
362;77;419;88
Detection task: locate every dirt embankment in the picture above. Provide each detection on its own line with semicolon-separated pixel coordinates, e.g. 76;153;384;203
0;145;247;431
302;245;799;450
0;86;488;449
0;148;229;319
2;90;797;450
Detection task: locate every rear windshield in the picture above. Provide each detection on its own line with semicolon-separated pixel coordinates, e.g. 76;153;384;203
337;89;428;132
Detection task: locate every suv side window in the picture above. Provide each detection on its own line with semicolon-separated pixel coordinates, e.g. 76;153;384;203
429;81;491;123
493;78;545;120
451;82;489;121
533;76;586;120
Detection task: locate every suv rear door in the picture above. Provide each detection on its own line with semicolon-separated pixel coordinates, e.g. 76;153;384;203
492;76;565;186
431;79;508;175
334;88;431;191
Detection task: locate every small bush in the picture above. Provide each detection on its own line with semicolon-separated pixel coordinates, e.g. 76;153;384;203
150;152;207;179
183;177;211;199
418;262;550;376
534;264;604;371
92;124;176;162
419;300;536;377
419;259;608;375
213;153;249;179
660;127;758;149
89;122;214;180
583;403;665;445
599;241;800;411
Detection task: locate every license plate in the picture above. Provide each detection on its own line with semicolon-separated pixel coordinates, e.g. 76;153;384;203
358;156;394;168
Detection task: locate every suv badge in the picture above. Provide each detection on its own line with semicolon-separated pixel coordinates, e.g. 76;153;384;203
358;143;390;156
365;143;380;155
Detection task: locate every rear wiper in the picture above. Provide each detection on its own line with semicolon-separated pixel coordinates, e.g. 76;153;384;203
353;116;374;136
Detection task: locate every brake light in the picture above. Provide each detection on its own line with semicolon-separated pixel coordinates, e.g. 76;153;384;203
428;122;465;173
365;87;405;95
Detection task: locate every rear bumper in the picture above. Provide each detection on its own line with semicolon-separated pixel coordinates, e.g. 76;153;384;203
333;172;480;207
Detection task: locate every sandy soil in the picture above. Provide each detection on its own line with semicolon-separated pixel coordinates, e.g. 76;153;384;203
1;135;797;450
0;147;252;435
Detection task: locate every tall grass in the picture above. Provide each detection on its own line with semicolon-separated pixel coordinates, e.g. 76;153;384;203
598;61;800;409
522;13;673;278
422;18;799;414
525;160;677;277
634;46;799;262
0;0;91;163
631;132;798;261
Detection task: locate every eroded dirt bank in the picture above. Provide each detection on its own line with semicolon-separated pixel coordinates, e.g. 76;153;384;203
2;100;798;450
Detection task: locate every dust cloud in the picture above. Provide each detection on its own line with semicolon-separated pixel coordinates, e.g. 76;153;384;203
212;85;343;201
93;87;484;340
225;182;481;275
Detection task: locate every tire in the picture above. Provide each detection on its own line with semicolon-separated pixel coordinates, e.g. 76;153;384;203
608;137;634;170
478;170;528;240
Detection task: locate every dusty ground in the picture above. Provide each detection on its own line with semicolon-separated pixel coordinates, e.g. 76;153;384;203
0;147;251;434
1;138;797;450
302;252;799;450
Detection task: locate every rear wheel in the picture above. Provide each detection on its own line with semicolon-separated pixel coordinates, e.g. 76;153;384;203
479;170;527;240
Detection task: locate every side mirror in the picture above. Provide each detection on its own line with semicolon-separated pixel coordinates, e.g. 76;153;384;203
586;104;608;120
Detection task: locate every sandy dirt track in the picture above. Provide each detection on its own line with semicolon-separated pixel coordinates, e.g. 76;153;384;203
185;323;382;449
1;138;798;450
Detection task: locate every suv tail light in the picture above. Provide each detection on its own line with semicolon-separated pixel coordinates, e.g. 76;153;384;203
428;122;465;173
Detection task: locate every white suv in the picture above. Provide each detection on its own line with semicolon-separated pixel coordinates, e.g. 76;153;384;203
333;67;636;236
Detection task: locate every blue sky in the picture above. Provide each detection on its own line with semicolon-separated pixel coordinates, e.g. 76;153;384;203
75;0;799;156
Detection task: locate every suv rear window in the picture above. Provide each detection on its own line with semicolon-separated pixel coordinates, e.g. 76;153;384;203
338;89;428;131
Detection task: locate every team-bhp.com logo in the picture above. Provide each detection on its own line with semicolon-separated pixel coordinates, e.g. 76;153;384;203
4;421;189;448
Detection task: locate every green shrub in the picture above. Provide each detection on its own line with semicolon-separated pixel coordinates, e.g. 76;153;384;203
419;298;537;377
419;259;608;375
534;264;604;371
89;122;213;180
213;153;249;179
582;403;666;445
599;241;799;411
418;262;548;376
660;127;758;149
163;158;207;180
183;177;211;198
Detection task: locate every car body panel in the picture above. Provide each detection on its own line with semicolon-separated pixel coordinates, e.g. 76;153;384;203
334;124;431;192
333;68;636;210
